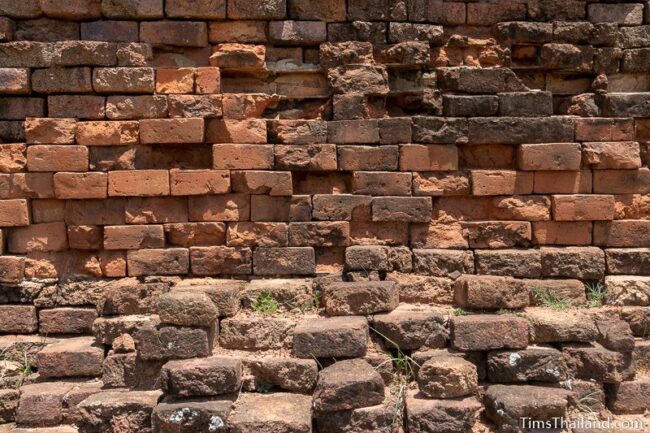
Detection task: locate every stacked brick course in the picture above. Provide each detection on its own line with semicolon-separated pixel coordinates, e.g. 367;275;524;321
0;0;649;432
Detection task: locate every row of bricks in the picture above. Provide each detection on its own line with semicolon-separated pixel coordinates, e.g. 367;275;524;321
1;164;649;199
0;240;647;282
0;194;647;227
1;0;648;27
1;217;648;255
6;193;648;227
14;116;650;146
7;140;648;171
2;19;646;50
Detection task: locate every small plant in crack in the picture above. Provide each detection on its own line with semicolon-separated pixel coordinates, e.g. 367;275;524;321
251;292;279;315
370;327;420;428
452;307;470;316
585;282;607;308
532;287;571;310
255;383;273;393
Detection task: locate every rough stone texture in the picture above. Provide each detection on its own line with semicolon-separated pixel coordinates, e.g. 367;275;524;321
485;385;570;430
1;3;650;431
313;359;385;412
161;356;242;397
417;355;477;398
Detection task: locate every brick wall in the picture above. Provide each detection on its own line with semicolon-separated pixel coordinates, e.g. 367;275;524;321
0;0;649;285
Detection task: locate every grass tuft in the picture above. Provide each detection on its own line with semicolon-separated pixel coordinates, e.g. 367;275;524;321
585;282;607;308
532;287;571;310
251;292;279;315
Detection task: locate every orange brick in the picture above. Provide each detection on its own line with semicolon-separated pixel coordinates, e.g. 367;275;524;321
164;222;226;246
594;220;650;247
76;121;139;146
108;170;170;197
99;250;127;277
471;170;534;196
0;143;27;173
0;173;54;199
0;199;29;226
195;67;221;94
533;170;592;194
54;172;107;199
8;222;68;253
25;118;76;144
67;225;103;250
231;171;292;196
155;68;195;94
212;144;274;169
170;169;230;195
533;221;592;245
140;118;205;144
593;168;650;194
552;194;615;221
205;119;266;143
27;145;89;172
517;143;582;171
104;225;165;250
576;118;634;141
0;256;25;283
582;142;641;169
127;248;189;276
188;194;250;222
32;199;65;223
399;144;458;171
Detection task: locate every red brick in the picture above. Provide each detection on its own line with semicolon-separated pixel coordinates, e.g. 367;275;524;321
533;221;593;245
594;220;650;247
372;197;432;222
127;248;189;276
552;194;615;221
140;21;208;47
92;67;155;93
533;170;592;194
0;304;37;333
231;171;292;196
81;20;139;42
463;221;532;248
164;222;226;246
106;95;168;120
76;121;139;146
195;67;221;94
399;144;458;171
227;0;286;19
125;197;187;223
39;307;97;334
165;0;225;18
0;68;30;94
67;225;103;249
352;172;412;196
155;68;195;94
210;43;266;69
275;144;337;171
0;256;26;282
189;194;250;222
48;95;106;120
0;172;55;199
40;0;101;19
108;170;170;197
338;146;398;171
289;0;346;20
101;0;164;19
104;225;165;249
167;94;223;118
213;144;274;169
327;120;379;144
226;222;288;247
206;119;266;143
27;145;88;172
170;169;230;195
582;142;642;169
471;170;534;196
25;118;76;144
32;67;94;93
8;222;68;253
65;198;126;225
100;250;127;277
54;172;107;199
190;245;252;274
593;168;650;194
576;118;634;141
517;143;582;171
140;118;205;144
0;143;26;173
250;195;311;222
209;21;268;44
32;199;65;223
253;246;315;275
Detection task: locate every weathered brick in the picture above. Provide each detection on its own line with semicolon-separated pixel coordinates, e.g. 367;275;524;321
170;169;230;196
54;172;107;199
25;117;76;143
210;43;265;69
253;247;315;275
27;145;88;172
106;95;168;119
471;170;533;196
140;118;204;144
127;248;189;276
189;194;250;222
101;0;163;19
76;121;138;146
353;172;412;196
582;142;642;169
517;143;582;171
104;225;165;250
552;194;615;221
594;220;650;247
108;170;169;197
93;67;155;93
48;95;106;119
372;197;432;222
231;170;292;196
